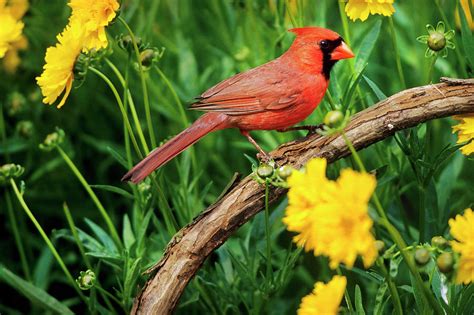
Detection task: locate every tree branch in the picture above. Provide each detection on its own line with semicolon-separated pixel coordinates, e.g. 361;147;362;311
132;78;474;314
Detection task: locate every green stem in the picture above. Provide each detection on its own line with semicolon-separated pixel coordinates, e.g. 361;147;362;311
264;181;273;285
377;258;403;315
389;17;407;89
63;204;115;312
338;1;367;108
427;56;438;84
118;16;157;148
56;146;122;249
341;132;443;314
10;179;87;303
5;191;31;281
62;203;91;269
434;0;468;78
153;66;188;128
104;60;149;155
336;267;354;313
89;66;144;158
95;285;127;313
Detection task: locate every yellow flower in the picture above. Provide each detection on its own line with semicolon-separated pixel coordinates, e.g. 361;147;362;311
0;3;23;58
452;114;474;155
8;0;29;20
449;208;474;284
298;276;346;315
283;158;378;269
68;0;120;50
345;0;395;22
3;34;27;73
36;23;84;108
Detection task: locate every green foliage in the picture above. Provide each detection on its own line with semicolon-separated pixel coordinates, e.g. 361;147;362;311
0;0;473;314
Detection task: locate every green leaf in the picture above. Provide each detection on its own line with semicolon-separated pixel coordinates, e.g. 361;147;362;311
90;184;134;199
122;214;136;250
373;282;388;315
363;75;387;101
355;20;382;73
355;285;366;315
84;218;118;253
458;0;474;68
0;137;29;154
0;265;74;315
106;146;129;169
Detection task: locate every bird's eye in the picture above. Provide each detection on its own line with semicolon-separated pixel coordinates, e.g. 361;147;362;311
319;40;329;49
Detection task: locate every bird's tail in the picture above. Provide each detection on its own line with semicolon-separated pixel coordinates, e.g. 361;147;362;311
122;112;229;183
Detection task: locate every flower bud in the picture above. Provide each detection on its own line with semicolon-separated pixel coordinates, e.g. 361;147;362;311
0;164;24;185
76;269;96;290
436;252;454;274
140;49;158;69
118;34;143;53
7;92;26;116
414;248;431;266
323;110;344;129
16;121;34;138
375;240;385;254
39;128;65;151
428;32;446;51
431;236;448;249
257;163;274;178
277;165;292;180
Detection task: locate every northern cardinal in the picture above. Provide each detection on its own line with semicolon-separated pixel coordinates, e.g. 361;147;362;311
123;27;354;183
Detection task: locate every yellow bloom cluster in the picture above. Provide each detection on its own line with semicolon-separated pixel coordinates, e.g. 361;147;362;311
449;208;474;284
0;0;28;73
345;0;395;22
283;158;378;269
36;0;119;108
452;114;474;155
298;276;346;315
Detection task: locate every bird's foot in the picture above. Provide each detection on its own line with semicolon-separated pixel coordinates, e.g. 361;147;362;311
256;152;273;164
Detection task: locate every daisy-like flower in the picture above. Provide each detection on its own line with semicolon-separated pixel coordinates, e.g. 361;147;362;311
68;0;120;50
283;158;378;269
449;208;474;284
8;0;29;20
36;23;84;108
298;276;346;315
345;0;395;22
452;114;474;155
0;2;24;58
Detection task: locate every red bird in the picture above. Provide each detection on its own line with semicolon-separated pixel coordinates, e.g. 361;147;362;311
123;27;354;183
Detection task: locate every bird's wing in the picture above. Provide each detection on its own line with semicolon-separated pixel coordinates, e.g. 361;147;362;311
190;63;302;116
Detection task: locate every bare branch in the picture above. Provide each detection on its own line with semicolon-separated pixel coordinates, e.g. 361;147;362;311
132;79;474;315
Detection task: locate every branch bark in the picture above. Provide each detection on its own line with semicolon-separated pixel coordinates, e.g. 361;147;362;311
132;78;474;314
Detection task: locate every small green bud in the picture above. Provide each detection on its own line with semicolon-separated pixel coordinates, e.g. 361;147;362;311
76;269;96;290
436;252;454;274
7;92;26;116
234;46;250;61
323;110;344;128
375;240;385;254
118;34;143;53
0;164;24;185
428;32;446;51
431;236;448;249
16;121;34;138
39;128;65;151
414;248;431;266
140;49;158;69
257;163;274;178
276;165;292;180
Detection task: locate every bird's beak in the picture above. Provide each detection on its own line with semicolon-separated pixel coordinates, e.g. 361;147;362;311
331;41;355;60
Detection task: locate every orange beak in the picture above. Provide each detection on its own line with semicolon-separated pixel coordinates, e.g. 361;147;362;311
331;41;355;60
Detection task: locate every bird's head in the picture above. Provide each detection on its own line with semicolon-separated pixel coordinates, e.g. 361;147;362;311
287;27;354;78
